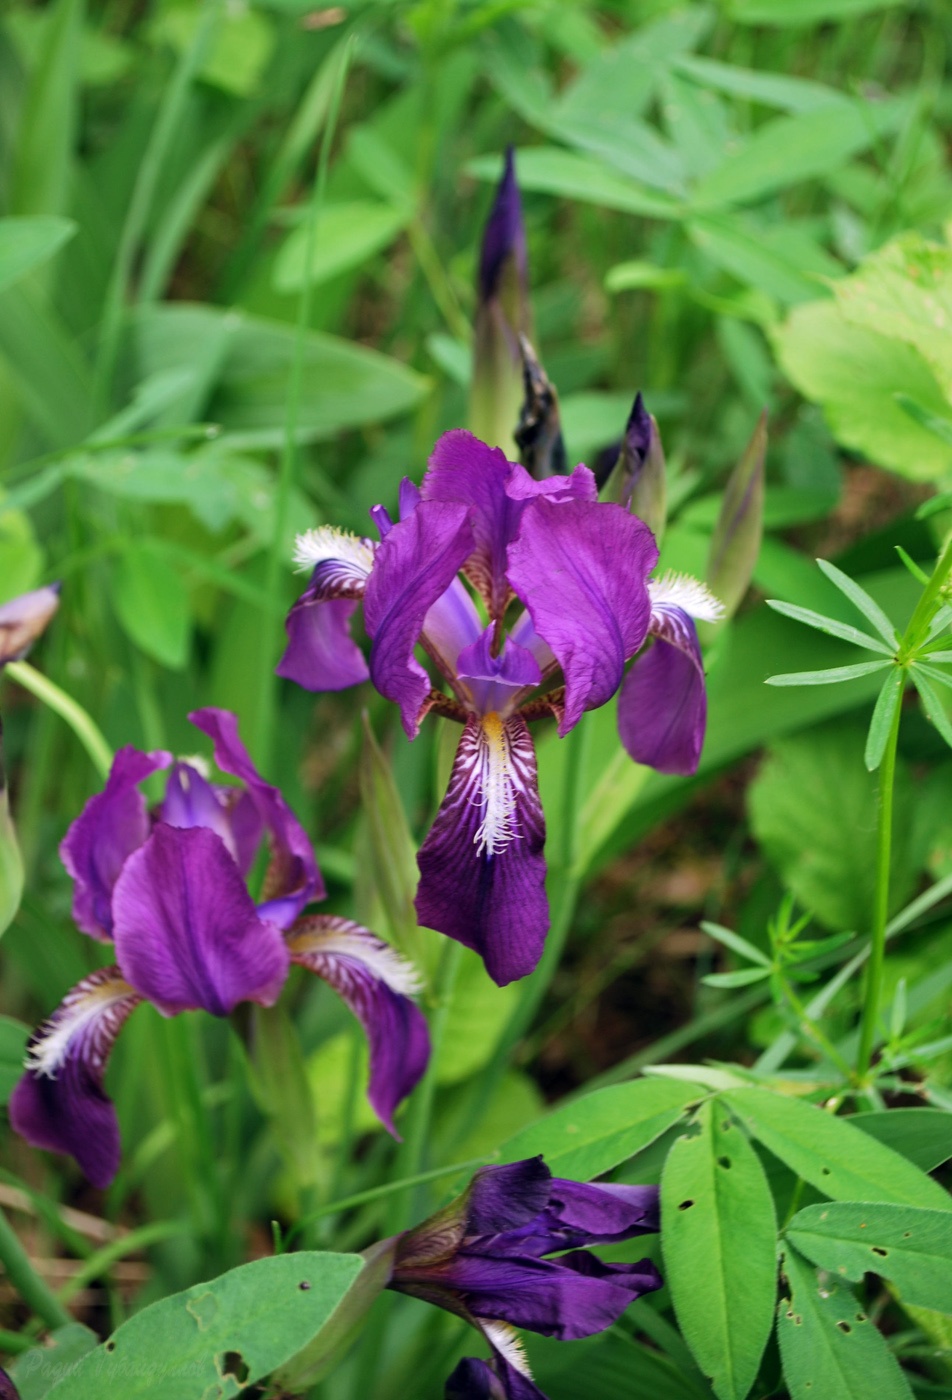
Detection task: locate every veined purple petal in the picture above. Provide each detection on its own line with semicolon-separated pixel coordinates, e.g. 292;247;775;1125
466;1159;552;1235
422;577;484;683
492;1180;660;1257
277;526;375;691
618;591;711;775
288;915;430;1135
9;967;141;1189
60;746;173;941
364;499;475;737
416;714;547;986
112;824;290;1016
503;462;595;505
0;585;61;665
507;500;658;735
161;762;264;877
188;707;324;923
457;627;542;717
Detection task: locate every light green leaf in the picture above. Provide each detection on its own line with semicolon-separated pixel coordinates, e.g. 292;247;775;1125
41;1252;364;1399
439;949;522;1086
725;1089;952;1210
0;218;76;295
466;149;682;219
731;0;904;23
495;1078;704;1180
673;55;844;114
764;600;892;653
852;1109;952;1172
865;670;905;771
689;216;841;306
700;921;771;967
765;660;889;686
895;394;952;448
10;0;82;217
112;542;191;670
661;1102;777;1400
702;967;772;988
0;1015;28;1104
816;559;899;646
787;1202;952;1313
151;4;274;97
606;261;687;293
273;202;410;293
911;670;952;751
12;1322;98;1399
778;1246;914;1400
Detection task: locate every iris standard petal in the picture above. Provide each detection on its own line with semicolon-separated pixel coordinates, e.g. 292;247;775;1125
111;824;290;1017
364;499;475;737
416;714;547;987
277;526;375;691
287;915;430;1135
9;967;141;1189
0;585;61;665
617;615;706;776
506;499;658;736
188;707;324;923
466;1159;553;1235
529;1180;660;1252
60;746;173;941
161;762;265;878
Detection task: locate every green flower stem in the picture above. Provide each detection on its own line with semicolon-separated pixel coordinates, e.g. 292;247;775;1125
5;662;113;781
899;530;952;655
0;1208;71;1331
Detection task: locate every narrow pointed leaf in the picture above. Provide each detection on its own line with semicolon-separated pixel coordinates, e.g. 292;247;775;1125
787;1202;952;1314
911;670;952;749
661;1101;777;1400
765;600;893;654
766;660;889;687
700;920;771;967
706;411;766;622
816;559;899;646
865;669;904;771
702;967;772;988
778;1246;914;1400
0;726;23;940
912;662;952;691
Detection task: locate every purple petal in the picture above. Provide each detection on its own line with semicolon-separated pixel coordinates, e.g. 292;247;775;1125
112;824;290;1016
446;1353;546;1400
0;1366;21;1400
466;1159;552;1235
364;499;475;737
422;577;484;683
416;715;547;986
188;707;324;924
506;500;658;735
160;762;264;878
0;585;61;665
9;967;141;1189
541;1180;659;1247
60;746;172;941
277;527;375;692
457;627;542;716
618;609;706;776
288;915;430;1135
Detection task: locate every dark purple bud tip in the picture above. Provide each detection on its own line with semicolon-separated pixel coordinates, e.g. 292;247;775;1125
479;147;527;303
625;392;652;468
0;1367;21;1400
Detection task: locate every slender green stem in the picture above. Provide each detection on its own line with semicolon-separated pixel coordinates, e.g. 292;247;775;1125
253;34;355;771
5;662;113;781
900;530;952;654
56;1220;186;1305
0;1209;71;1331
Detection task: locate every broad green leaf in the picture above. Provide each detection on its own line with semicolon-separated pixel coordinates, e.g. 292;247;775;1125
673;55;844;114
151;3;274;97
725;1089;952;1211
764;600;892;653
787;1202;952;1313
495;1078;704;1180
865;670;905;771
693;98;907;209
896;394;952;448
778;1246;914;1399
439;949;522;1085
112;542;191;670
766;660;889;686
661;1101;777;1400
0;1015;28;1104
816;559;898;646
42;1252;364;1399
772;300;952;481
273;202;410;293
0;283;96;448
10;0;82;216
0;218;76;295
731;0;904;23
467;149;682;219
852;1109;952;1171
689;216;840;306
0;504;44;600
12;1323;98;1399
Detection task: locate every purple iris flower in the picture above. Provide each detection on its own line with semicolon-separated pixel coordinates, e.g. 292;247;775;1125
386;1156;661;1400
9;707;429;1188
278;430;722;985
0;585;61;666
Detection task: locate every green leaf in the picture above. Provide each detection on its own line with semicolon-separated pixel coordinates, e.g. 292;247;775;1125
764;600;892;653
702;967;772;988
466;148;682;219
787;1202;952;1313
852;1109;952;1171
865;670;905;771
706;411;766;623
911;670;952;751
605;261;687;293
815;559;898;646
778;1246;914;1400
673;55;844;114
496;1078;704;1180
689;216;841;306
439;949;523;1086
730;0;904;24
0;1015;28;1104
12;1322;98;1399
700;921;771;967
0;218;76;295
895;394;952;449
273;202;410;293
41;1252;364;1399
112;542;191;670
661;1101;777;1400
10;0;82;216
724;1089;952;1211
766;660;889;686
0;781;23;944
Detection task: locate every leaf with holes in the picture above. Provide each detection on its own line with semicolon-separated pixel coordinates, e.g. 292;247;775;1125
661;1101;777;1400
786;1202;952;1314
725;1089;952;1211
778;1246;914;1400
41;1252;364;1399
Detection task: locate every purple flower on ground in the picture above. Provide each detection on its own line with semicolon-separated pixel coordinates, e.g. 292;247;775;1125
278;431;720;986
385;1156;661;1400
9;708;429;1187
0;585;61;666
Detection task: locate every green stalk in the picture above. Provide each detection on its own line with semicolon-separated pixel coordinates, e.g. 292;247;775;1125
252;33;355;772
0;1208;71;1331
5;662;113;781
